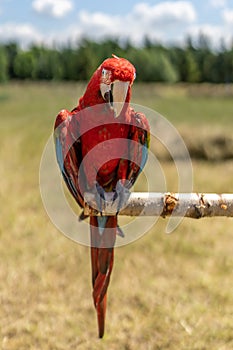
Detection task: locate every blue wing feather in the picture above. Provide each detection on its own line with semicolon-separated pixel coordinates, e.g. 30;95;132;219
54;117;79;201
139;144;148;174
55;136;64;172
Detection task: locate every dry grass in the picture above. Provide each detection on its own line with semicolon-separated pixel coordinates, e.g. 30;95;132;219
0;82;233;349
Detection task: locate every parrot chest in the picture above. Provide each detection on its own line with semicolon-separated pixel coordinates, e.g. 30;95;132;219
80;121;130;188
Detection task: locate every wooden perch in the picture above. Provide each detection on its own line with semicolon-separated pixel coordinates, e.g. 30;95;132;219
84;192;233;219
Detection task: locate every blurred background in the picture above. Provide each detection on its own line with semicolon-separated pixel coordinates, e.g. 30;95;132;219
1;1;233;349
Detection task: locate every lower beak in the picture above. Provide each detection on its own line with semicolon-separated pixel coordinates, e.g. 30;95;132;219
101;81;129;118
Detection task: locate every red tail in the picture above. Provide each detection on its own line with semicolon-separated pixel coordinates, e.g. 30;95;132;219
90;216;117;338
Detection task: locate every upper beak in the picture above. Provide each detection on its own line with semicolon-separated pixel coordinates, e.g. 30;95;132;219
100;80;129;118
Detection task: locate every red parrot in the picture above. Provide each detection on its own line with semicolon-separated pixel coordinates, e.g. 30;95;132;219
54;55;150;338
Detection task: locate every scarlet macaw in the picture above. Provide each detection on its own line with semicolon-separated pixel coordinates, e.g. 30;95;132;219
54;55;150;338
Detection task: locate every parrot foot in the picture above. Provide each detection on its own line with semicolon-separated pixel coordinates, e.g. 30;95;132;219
112;180;131;215
94;181;106;215
78;210;89;221
116;225;125;238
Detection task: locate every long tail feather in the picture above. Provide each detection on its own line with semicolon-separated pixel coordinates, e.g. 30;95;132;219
90;216;117;338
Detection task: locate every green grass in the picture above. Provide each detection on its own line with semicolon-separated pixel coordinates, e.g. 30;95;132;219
0;82;233;350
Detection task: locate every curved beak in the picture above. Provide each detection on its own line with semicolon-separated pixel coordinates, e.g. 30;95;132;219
100;80;129;118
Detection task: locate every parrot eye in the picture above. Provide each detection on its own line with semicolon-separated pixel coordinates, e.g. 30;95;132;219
101;68;112;85
102;69;108;78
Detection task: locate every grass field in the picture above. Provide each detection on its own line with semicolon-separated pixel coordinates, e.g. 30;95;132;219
0;82;233;350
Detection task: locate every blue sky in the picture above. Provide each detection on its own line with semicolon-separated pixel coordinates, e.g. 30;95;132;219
0;0;233;48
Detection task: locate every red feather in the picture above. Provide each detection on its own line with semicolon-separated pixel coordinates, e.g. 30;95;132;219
54;56;150;337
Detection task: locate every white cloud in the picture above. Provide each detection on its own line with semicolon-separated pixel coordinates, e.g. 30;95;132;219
1;1;231;49
32;0;73;18
222;9;233;25
209;0;228;8
0;23;42;48
66;1;197;46
132;1;196;25
0;1;198;48
78;11;121;34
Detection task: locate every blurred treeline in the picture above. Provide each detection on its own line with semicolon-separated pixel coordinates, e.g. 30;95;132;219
0;35;232;83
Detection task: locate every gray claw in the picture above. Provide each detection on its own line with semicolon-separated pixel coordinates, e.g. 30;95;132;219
113;180;131;214
116;225;125;238
95;182;106;215
78;210;89;221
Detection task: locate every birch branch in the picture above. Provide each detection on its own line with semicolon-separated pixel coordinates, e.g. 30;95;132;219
84;192;233;218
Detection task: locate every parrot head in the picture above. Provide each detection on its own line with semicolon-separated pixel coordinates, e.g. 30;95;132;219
81;55;136;118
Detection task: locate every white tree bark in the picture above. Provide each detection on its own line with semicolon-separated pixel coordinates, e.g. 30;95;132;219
84;192;233;218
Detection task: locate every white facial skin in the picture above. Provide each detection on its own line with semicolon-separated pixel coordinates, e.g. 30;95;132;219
100;68;130;118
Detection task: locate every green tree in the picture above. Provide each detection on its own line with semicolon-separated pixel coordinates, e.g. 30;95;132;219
170;47;200;82
4;42;19;79
2;35;233;83
13;51;36;79
128;48;178;82
30;46;64;80
0;46;8;82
